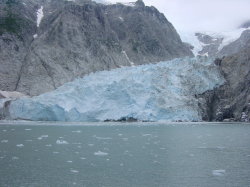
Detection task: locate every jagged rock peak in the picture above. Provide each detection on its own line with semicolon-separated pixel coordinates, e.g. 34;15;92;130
240;20;250;29
135;0;145;7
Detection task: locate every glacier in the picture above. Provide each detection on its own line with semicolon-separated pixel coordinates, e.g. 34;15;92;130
7;57;224;122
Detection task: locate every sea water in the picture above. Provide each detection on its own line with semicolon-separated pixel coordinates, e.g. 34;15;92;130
0;122;249;187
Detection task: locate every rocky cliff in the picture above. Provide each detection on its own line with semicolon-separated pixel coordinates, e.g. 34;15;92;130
199;46;250;122
0;0;192;96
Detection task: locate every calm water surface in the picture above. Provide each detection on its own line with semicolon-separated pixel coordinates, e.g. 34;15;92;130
0;122;250;187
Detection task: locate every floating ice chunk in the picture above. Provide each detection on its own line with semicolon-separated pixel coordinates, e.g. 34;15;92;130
93;135;112;140
72;130;81;133
56;140;69;144
53;151;59;154
70;169;79;173
88;144;94;147
67;160;73;163
212;170;226;176
1;140;8;143
45;144;52;147
25;129;32;131
33;34;38;39
94;151;108;156
72;142;82;145
142;134;152;137
12;156;19;160
16;144;24;147
216;146;225;149
38;135;48;140
122;138;128;141
80;157;86;160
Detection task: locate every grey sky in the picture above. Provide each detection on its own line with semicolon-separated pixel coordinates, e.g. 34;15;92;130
109;0;250;33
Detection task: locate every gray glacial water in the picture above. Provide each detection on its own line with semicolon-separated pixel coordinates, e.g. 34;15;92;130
0;122;250;187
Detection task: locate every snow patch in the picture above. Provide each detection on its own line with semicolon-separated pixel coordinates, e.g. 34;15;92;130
36;6;44;27
122;50;134;66
118;16;124;21
117;2;135;7
0;90;26;99
201;28;250;51
179;32;203;56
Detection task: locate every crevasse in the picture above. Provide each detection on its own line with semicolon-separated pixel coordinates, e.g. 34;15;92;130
8;57;224;122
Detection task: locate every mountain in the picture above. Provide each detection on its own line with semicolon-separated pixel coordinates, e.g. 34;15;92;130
0;0;192;96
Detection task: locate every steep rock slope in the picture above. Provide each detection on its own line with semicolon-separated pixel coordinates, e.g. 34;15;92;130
0;0;192;96
199;47;250;122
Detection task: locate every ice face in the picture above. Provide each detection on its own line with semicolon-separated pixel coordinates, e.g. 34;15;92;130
8;57;224;122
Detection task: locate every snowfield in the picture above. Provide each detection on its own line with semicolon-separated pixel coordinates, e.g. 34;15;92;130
8;57;224;122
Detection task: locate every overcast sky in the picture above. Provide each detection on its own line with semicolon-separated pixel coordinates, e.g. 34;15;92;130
109;0;250;33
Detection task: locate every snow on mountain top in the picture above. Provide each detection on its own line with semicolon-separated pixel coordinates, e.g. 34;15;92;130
180;28;250;56
98;0;136;6
212;28;250;50
8;57;224;122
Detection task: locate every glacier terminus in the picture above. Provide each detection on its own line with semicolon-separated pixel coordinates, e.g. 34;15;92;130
3;57;224;122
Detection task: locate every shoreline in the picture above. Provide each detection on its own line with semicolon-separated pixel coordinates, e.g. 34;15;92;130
0;120;249;126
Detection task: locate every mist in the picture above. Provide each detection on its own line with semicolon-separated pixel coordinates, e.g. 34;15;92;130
108;0;250;33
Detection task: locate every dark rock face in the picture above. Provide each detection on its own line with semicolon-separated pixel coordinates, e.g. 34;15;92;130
199;47;250;122
240;20;250;29
0;0;192;96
